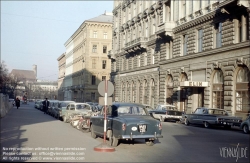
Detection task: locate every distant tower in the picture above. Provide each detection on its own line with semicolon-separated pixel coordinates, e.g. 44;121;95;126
32;64;37;78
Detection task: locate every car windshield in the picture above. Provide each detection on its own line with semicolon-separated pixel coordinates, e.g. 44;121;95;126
117;106;147;116
162;106;176;110
76;104;89;110
208;109;228;115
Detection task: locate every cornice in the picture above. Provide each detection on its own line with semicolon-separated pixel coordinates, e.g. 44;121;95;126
159;41;250;65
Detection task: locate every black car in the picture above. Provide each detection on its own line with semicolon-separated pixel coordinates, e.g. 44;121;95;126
90;102;163;147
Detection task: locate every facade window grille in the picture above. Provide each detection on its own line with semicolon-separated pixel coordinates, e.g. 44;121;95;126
215;23;222;48
91;92;95;100
102;60;106;69
183;35;188;55
104;32;107;39
198;29;203;52
103;46;107;53
93;31;97;38
91;75;96;85
92;45;97;53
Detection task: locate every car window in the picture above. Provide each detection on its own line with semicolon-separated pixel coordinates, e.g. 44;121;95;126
117;106;146;116
194;108;203;114
208;109;227;115
70;104;75;110
76;104;90;110
66;105;70;110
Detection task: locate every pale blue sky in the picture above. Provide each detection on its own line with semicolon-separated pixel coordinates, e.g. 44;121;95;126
1;0;113;81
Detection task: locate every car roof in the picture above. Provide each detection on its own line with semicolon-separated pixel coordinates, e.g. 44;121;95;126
197;107;225;111
112;102;144;107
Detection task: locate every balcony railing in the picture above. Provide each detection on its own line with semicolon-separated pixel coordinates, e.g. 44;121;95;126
125;37;148;48
156;21;175;37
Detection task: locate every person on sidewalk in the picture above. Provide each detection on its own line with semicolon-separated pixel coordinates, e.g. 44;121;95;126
15;98;20;109
42;98;50;114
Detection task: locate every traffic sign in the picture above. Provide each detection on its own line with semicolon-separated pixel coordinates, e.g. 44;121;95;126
98;81;114;97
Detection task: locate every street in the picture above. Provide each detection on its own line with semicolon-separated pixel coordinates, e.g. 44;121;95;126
1;102;249;162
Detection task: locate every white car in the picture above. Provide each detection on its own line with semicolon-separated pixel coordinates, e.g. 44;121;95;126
149;104;183;122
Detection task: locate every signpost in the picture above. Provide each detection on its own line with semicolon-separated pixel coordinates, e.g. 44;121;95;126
94;80;115;152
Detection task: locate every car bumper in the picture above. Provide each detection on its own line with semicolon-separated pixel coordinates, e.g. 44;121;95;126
119;133;163;140
217;121;241;126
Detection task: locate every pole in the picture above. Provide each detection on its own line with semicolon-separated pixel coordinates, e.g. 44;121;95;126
103;79;108;143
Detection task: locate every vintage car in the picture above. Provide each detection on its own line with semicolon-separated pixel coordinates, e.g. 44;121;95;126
47;100;59;116
57;101;75;120
183;107;243;129
35;101;43;110
61;103;96;123
149;104;183;122
240;115;250;134
90;102;163;147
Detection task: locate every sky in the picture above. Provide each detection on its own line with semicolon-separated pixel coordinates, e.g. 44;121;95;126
1;0;114;81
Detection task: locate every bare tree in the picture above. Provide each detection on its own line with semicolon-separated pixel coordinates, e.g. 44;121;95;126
0;61;11;94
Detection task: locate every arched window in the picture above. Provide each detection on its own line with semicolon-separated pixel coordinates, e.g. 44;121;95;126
212;70;224;109
235;67;250;113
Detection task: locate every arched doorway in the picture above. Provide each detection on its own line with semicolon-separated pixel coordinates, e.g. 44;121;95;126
235;66;250;118
166;75;173;105
212;70;224;109
180;73;188;112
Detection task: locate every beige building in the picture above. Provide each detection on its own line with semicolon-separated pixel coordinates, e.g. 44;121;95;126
61;12;113;102
57;53;66;100
110;0;250;119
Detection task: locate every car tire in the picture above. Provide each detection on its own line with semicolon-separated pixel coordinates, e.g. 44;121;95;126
145;139;154;146
90;125;96;139
184;117;190;126
63;116;67;123
243;125;249;134
204;121;210;128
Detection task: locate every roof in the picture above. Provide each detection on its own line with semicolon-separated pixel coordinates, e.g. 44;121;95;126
86;14;113;23
10;69;36;80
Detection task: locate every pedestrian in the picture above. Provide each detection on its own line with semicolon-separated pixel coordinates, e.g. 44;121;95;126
15;98;20;109
42;98;50;114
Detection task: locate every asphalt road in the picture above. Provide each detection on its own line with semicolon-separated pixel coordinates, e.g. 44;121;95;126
1;102;249;162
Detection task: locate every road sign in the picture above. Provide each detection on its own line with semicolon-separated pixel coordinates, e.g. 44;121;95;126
98;81;114;97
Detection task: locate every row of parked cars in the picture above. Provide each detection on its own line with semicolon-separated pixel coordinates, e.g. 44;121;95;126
147;104;250;134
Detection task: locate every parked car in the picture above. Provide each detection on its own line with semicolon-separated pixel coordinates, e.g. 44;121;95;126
141;104;154;112
61;103;95;123
57;101;75;120
47;100;59;117
90;102;163;147
240;115;250;134
35;101;43;110
182;107;243;129
149;104;183;122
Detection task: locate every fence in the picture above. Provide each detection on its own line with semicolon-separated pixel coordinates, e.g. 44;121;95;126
0;93;12;118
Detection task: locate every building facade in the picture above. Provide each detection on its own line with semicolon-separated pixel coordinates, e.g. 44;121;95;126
62;12;113;102
57;53;66;101
29;81;58;100
110;0;250;119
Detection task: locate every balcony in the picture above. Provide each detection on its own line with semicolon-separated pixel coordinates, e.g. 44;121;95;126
155;21;175;37
124;37;148;53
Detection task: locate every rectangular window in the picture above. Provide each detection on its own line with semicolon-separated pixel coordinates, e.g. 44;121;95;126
92;45;97;53
91;92;95;100
215;23;222;48
102;60;106;69
92;59;96;69
91;75;96;85
103;32;107;39
103;45;107;53
102;76;106;81
183;35;188;55
198;29;203;52
93;31;97;38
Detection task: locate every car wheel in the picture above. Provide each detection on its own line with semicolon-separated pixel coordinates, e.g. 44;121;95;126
204;121;210;128
63;116;67;123
184;118;190;126
145;139;154;146
160;116;164;122
243;125;249;134
90;125;96;139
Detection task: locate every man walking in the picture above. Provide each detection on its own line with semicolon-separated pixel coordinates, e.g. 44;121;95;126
15;98;20;109
43;98;50;114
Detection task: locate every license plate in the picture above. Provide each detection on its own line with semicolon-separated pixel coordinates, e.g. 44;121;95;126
138;124;147;133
